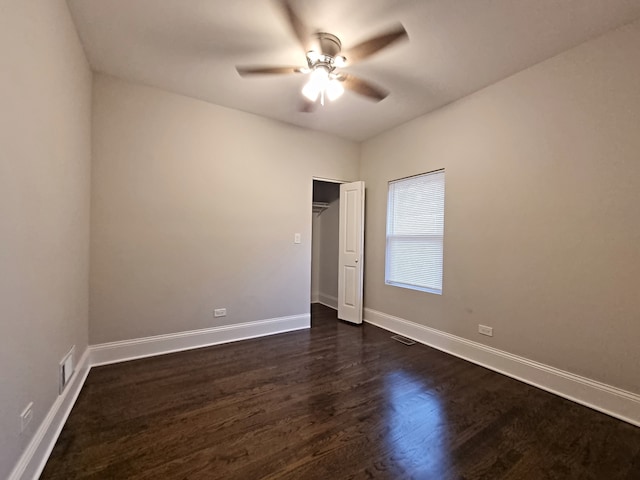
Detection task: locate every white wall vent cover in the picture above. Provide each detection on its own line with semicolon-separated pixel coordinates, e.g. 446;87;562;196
59;346;75;394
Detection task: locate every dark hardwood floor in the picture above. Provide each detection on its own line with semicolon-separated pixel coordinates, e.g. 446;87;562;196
42;304;640;479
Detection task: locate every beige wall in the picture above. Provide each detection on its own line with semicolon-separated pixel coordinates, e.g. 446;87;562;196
90;74;359;343
360;20;640;394
0;1;92;477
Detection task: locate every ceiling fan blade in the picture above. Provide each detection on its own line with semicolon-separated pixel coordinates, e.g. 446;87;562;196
340;74;389;101
279;0;311;51
236;66;305;77
343;24;408;64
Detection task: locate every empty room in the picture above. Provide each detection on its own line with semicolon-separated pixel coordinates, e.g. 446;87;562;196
2;0;640;479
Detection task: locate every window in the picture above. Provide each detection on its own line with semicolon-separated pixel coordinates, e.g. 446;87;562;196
385;170;445;294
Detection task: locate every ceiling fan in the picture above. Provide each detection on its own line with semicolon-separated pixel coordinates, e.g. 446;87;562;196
236;0;408;111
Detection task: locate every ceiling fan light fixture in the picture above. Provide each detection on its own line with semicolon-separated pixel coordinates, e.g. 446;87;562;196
326;79;344;101
333;55;346;67
306;50;321;63
311;66;330;84
302;81;320;101
302;66;329;101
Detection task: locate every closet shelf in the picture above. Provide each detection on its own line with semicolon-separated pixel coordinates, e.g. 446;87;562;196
312;202;330;214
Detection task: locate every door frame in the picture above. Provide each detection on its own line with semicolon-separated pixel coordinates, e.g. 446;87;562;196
310;176;347;311
312;176;347;184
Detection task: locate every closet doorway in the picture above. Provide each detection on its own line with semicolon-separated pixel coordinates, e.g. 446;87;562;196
311;179;342;310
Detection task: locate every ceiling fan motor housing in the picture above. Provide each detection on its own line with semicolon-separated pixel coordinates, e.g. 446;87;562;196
315;32;342;57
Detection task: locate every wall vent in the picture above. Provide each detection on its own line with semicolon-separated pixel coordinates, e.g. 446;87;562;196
59;346;75;394
391;335;416;346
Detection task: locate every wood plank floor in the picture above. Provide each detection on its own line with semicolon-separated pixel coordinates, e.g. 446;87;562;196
42;304;640;479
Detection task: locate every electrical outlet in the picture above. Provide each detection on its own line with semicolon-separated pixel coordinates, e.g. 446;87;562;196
214;308;227;318
294;233;301;244
478;324;493;337
20;402;33;433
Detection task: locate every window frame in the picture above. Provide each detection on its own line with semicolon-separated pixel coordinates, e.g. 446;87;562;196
384;169;445;295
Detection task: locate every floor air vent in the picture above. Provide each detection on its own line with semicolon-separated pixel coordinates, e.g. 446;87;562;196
391;335;416;346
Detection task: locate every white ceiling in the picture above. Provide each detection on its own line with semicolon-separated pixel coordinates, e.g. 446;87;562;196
67;0;640;142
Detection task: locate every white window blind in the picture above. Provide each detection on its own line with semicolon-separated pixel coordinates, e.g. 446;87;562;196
385;170;445;294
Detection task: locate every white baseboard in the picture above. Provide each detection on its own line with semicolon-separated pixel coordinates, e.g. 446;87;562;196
9;348;91;480
317;293;338;310
364;308;640;427
9;313;309;479
90;314;310;366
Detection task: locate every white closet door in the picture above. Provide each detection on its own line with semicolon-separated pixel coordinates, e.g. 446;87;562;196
338;181;365;324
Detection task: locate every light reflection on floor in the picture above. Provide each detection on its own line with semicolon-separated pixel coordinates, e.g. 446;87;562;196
383;369;452;477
